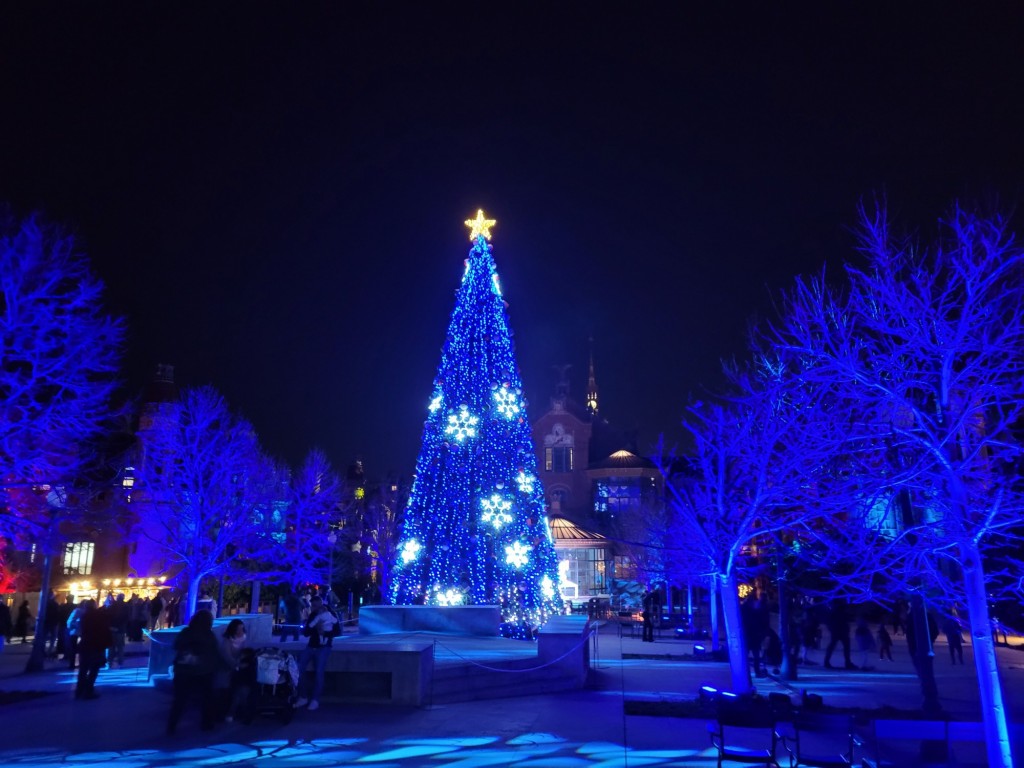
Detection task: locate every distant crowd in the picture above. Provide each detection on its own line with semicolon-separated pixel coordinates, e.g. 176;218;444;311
739;593;970;677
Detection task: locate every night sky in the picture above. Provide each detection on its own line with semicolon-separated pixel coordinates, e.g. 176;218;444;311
2;5;1023;477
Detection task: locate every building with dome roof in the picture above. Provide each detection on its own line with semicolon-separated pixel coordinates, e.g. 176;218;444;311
531;346;663;611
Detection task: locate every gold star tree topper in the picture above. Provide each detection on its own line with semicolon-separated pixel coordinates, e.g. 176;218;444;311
464;209;496;241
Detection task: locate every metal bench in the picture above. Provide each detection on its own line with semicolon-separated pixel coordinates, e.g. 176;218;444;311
707;703;782;767
775;712;857;767
859;719;949;768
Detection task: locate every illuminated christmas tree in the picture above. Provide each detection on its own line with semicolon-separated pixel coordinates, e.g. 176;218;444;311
391;210;562;634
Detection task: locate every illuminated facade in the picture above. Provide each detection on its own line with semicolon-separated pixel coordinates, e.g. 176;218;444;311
531;357;664;610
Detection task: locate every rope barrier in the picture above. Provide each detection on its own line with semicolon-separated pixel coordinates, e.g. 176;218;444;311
142;628;175;646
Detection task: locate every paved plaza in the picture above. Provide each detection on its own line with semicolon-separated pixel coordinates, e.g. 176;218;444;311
0;622;1022;766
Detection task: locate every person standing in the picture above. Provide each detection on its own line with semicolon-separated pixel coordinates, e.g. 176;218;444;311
76;600;111;700
128;593;146;642
149;592;165;631
214;619;249;722
14;600;31;643
108;594;129;668
279;590;304;642
293;595;338;711
166;594;181;628
640;590;655;643
943;614;964;664
43;591;60;655
167;610;220;735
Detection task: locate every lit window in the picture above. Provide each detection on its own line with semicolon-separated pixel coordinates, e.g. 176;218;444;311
63;542;95;576
594;481;640;516
545;447;573;472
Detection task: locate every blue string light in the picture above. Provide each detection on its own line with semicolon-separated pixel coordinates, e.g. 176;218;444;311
391;226;562;635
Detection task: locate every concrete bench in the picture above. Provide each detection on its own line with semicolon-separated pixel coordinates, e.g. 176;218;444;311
316;640;433;706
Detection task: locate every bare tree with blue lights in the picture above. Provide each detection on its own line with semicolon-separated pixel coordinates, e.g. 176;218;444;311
0;211;124;672
249;447;345;593
133;385;280;621
390;211;561;634
771;204;1023;768
661;365;827;695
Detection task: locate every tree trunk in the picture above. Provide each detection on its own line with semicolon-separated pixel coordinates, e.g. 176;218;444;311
963;546;1014;768
25;551;53;673
249;580;262;614
907;592;941;714
719;571;752;695
709;575;720;652
184;577;200;624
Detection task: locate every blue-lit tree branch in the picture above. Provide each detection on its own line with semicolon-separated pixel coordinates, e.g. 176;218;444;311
133;386;280;621
764;203;1023;768
0;211;125;673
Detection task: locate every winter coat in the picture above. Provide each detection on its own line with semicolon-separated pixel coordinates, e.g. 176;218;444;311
79;607;112;653
173;625;220;677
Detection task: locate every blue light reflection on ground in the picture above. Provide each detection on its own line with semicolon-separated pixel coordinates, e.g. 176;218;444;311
52;666;154;688
0;735;725;767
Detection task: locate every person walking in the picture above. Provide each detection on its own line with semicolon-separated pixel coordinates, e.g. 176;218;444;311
166;610;220;735
14;600;31;643
66;600;85;669
56;594;75;659
76;600;111;700
878;624;894;661
891;599;907;636
854;616;876;668
293;595;339;711
824;598;855;670
799;601;821;664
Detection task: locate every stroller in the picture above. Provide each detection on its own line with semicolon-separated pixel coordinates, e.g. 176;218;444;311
243;648;300;724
